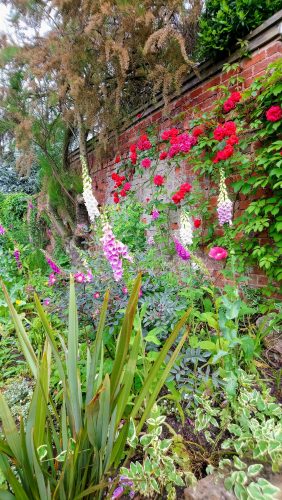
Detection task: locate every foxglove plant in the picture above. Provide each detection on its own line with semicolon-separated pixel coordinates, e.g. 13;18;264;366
217;168;233;226
180;209;193;246
174;238;190;261
46;257;61;274
81;155;100;222
101;221;133;281
14;249;22;269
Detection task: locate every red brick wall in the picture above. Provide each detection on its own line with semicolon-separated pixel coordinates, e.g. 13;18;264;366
69;37;282;290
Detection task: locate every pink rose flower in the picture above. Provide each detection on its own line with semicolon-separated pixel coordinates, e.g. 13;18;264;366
208;247;228;260
141;158;151;168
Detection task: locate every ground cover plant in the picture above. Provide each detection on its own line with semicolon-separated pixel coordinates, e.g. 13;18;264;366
0;15;282;500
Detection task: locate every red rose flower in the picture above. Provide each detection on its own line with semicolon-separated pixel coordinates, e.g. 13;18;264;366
223;99;236;113
114;155;121;163
192;126;204;138
230;91;241;103
266;105;282;122
141;158;151;168
227;134;239;146
123;182;131;191
120;189;127;197
193;218;201;228
179;182;192;194
115;178;123;187
113;193;119;204
224;121;236;136
213;125;225;141
217;145;234;161
172;193;181;204
111;172;119;181
130;144;137;153
159;151;168;160
130;152;137;165
153;175;165;186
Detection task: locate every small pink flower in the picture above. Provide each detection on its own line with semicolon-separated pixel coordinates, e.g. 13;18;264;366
74;272;86;283
141;158;151;168
85;270;93;282
122;286;128;294
151;209;160;220
93;292;100;299
0;225;5;235
208;247;228;260
48;273;57;286
138;288;142;298
43;298;50;306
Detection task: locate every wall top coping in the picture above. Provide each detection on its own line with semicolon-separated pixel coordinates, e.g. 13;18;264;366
69;9;282;163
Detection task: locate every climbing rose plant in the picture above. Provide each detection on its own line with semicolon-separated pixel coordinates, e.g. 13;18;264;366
106;59;282;288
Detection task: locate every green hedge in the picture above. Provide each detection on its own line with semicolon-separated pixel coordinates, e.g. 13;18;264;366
196;0;282;62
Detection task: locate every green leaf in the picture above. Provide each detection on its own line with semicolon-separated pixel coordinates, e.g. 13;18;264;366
1;280;38;378
0;392;23;465
247;464;263;476
197;340;216;352
111;274;141;402
67;276;82;435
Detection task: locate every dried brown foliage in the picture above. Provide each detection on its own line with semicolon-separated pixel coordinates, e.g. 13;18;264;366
1;0;203;165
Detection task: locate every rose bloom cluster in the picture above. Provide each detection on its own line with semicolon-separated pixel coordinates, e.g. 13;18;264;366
266;105;282;122
223;91;241;113
129;133;152;165
111;173;131;203
160;127;197;158
172;182;192;204
213;121;239;163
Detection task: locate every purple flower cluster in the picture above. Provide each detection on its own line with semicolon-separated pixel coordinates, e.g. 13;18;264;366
112;476;134;499
0;225;5;235
14;249;22;269
46;257;61;274
174;238;190;261
217;198;233;226
101;223;133;281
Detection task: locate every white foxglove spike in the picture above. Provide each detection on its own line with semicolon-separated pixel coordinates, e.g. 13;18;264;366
180;209;193;246
217;168;233;226
81;155;100;222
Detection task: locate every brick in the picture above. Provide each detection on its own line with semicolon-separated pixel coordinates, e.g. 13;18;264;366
151;111;162;123
257;275;269;286
266;41;282;57
254;54;280;75
242;49;266;70
189;86;203;99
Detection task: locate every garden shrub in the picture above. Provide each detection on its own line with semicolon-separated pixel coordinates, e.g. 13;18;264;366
196;0;282;61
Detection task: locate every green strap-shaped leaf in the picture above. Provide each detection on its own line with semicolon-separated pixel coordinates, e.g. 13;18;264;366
67;276;82;435
131;308;191;420
110;274;141;402
86;290;109;404
1;280;38;378
0;392;23;465
0;454;30;500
